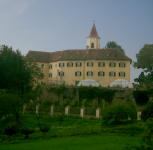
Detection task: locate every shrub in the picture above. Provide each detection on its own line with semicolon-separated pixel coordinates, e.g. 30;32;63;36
21;127;34;139
59;114;64;126
102;101;131;125
63;98;70;107
40;125;50;135
53;99;60;106
141;100;153;121
71;99;78;108
4;124;19;137
82;99;87;107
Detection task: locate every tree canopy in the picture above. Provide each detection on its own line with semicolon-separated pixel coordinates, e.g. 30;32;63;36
105;41;125;53
133;44;153;89
0;45;43;95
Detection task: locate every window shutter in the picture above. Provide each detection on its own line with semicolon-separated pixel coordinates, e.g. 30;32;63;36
76;63;77;67
59;63;60;67
72;63;73;67
87;72;88;76
80;63;82;67
114;72;116;76
124;73;125;76
75;72;77;76
67;63;68;67
119;72;120;76
104;63;105;66
114;63;116;67
109;72;111;76
92;62;93;66
63;63;64;67
87;62;89;66
63;72;64;76
98;63;100;66
80;72;81;76
103;72;105;76
109;63;111;67
119;63;120;67
92;72;93;76
51;73;52;77
98;72;99;76
124;63;125;67
59;72;60;76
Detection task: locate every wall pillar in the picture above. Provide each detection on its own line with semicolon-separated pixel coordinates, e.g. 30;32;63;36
50;104;54;116
23;104;26;114
36;104;39;114
80;107;85;118
137;111;141;120
65;105;70;115
76;89;79;105
96;107;101;119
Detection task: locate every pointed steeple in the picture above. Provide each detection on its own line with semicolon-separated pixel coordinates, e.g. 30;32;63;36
87;21;100;38
86;20;100;49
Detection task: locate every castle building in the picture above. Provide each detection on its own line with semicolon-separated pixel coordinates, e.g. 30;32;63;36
27;22;132;87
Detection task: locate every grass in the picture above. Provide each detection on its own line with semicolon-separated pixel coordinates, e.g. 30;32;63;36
0;133;140;150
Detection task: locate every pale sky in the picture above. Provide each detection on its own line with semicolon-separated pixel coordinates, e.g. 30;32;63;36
0;0;153;83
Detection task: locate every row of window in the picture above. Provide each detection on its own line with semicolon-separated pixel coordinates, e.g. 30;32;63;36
42;62;125;69
48;71;125;77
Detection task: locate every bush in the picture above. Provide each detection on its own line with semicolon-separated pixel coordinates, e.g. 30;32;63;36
4;124;19;137
21;127;34;139
40;125;50;135
82;99;87;107
102;101;133;125
53;99;60;106
141;100;153;121
63;98;70;107
71;99;78;108
59;114;64;126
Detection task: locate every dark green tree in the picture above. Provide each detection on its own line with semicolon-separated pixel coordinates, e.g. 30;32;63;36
105;41;125;53
0;45;43;95
133;44;153;89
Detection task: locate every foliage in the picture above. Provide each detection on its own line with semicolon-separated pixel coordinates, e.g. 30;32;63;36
71;99;78;108
92;99;96;109
141;100;153;121
133;90;151;105
105;41;125;53
53;99;60;106
102;101;136;125
63;98;70;107
82;99;87;107
21;127;34;139
0;45;43;95
0;92;23;123
59;114;64;126
4;124;19;137
133;44;153;89
40;125;50;135
47;85;68;95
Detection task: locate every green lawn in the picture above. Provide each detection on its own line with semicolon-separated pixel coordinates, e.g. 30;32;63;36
0;133;140;150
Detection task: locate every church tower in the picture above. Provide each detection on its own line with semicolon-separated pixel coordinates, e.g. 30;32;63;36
87;20;100;49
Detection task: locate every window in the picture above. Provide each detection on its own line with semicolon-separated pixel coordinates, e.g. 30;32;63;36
98;72;105;76
49;65;52;69
119;63;125;67
40;81;44;85
75;71;81;76
49;73;52;77
109;62;116;67
59;63;64;67
87;71;93;76
59;71;64;76
76;62;81;67
98;62;105;67
67;62;73;67
55;64;57;67
75;81;79;86
119;72;125;77
109;72;116;76
41;64;44;69
91;43;94;48
87;62;93;66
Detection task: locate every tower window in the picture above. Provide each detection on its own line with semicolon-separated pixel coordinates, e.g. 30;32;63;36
91;43;94;48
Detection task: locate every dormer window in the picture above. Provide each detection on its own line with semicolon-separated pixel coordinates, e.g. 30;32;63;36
91;43;94;48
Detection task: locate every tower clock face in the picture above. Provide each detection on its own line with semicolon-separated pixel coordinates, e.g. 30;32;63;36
91;39;94;42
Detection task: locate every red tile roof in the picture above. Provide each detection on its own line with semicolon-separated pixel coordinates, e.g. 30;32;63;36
27;48;132;63
87;24;100;38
